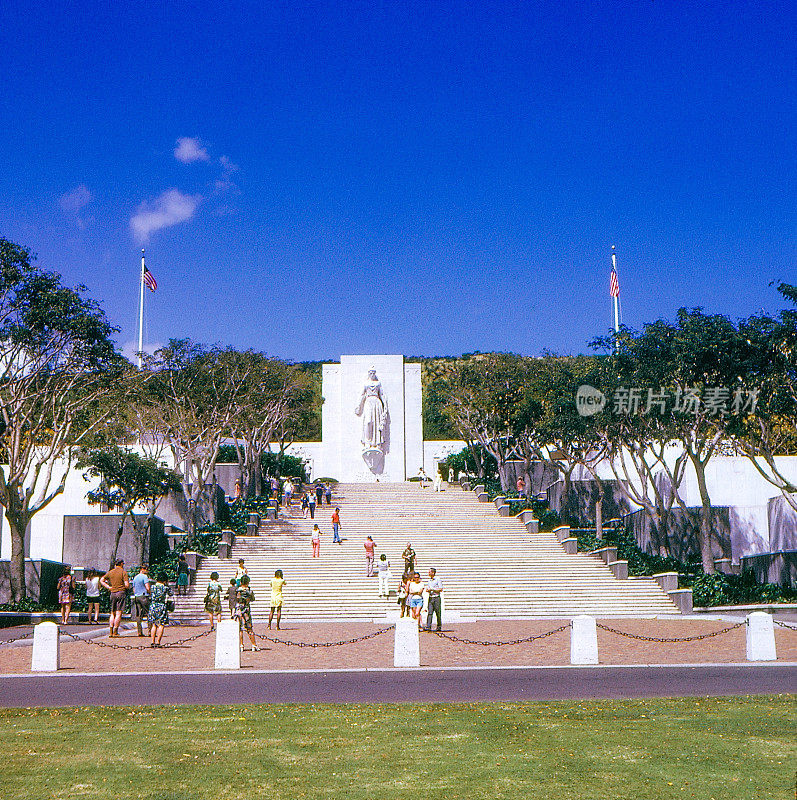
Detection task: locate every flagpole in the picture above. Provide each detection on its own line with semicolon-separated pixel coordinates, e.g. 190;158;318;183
611;245;619;337
138;249;145;370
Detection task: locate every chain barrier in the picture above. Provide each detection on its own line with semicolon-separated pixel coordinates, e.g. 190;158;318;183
595;621;745;643
429;624;570;646
774;619;797;631
0;630;34;646
256;627;392;648
62;628;214;651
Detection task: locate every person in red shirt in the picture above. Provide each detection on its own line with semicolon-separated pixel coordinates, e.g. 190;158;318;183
364;535;376;576
332;508;342;544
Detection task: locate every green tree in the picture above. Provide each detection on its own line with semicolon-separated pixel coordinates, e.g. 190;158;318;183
733;283;797;510
141;340;253;535
225;352;306;496
0;239;126;600
78;447;182;567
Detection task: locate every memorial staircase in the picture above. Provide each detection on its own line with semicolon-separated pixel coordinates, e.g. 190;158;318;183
172;483;681;622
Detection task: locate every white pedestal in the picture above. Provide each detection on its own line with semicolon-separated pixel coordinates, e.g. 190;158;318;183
394;618;420;667
570;615;599;665
31;621;60;672
746;611;777;661
214;620;241;669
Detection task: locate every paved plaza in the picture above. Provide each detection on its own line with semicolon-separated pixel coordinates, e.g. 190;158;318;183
1;618;795;674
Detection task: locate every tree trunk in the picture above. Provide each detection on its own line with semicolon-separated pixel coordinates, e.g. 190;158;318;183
7;512;28;603
109;519;126;569
131;513;150;567
691;457;716;574
253;450;263;497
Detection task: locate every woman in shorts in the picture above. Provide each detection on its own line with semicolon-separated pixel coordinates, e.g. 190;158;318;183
204;571;223;631
407;571;425;627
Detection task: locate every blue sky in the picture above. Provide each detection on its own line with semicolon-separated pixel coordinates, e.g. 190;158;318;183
0;1;793;362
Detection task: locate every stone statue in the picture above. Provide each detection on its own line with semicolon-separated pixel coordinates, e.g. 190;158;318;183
355;368;389;470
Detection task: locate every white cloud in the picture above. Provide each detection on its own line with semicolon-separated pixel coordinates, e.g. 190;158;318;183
59;184;92;213
214;155;240;192
130;189;201;244
59;185;93;228
174;136;210;164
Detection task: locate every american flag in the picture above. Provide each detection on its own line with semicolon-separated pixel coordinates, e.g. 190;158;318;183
143;267;157;292
609;266;619;298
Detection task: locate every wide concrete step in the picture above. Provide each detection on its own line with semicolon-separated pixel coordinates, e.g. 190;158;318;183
187;481;680;619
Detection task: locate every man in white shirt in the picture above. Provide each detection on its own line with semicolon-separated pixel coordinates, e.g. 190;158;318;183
424;568;443;632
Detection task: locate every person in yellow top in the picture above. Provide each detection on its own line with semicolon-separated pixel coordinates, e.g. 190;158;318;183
269;569;286;630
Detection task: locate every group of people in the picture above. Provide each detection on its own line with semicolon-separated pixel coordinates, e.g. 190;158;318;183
283;479;333;510
202;559;286;651
55;562;172;646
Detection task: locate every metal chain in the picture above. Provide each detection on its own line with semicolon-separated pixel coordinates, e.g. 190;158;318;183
63;628;214;651
0;630;35;646
430;624;570;646
596;621;745;643
256;627;392;648
774;619;797;630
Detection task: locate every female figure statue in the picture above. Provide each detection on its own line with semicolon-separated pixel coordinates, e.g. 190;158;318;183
355;368;389;453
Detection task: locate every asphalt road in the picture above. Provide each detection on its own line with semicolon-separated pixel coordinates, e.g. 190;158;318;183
0;664;794;707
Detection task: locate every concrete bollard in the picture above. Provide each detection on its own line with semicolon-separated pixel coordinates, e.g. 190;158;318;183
31;621;60;671
394;618;420;667
570;615;598;665
746;611;777;661
214;619;241;669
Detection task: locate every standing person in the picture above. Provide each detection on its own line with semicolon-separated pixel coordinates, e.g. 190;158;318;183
364;536;376;576
147;570;173;648
57;566;74;625
377;554;392;597
417;467;428;487
131;566;152;637
324;483;332;505
301;492;310;518
402;543;416;575
397;572;409;617
270;476;279;505
204;571;223;631
234;575;260;652
448;467;454;484
331;507;342;544
315;483;324;507
234;479;242;502
516;475;525;497
433;470;443;492
311;524;321;557
308;491;317;520
269;569;285;630
407;571;425;628
176;554;190;596
424;568;443;632
84;569;101;624
235;559;248;587
227;579;238;618
100;558;130;638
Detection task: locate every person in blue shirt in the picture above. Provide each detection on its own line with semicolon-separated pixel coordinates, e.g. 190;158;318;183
131;566;152;637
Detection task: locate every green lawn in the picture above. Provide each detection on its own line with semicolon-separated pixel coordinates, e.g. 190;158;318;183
0;697;794;799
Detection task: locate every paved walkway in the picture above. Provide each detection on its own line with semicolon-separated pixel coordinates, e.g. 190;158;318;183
1;618;796;673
